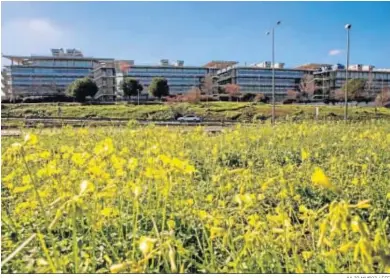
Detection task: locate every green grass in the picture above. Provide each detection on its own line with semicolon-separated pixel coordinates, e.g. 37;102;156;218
2;102;390;122
1;121;390;273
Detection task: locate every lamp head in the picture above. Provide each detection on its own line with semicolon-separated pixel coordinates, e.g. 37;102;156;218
345;24;351;29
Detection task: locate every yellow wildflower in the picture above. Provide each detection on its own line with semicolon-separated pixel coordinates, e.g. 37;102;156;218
301;149;309;161
302;251;313;261
139;236;157;256
24;133;38;145
110;263;128;273
311;167;336;191
210;227;225;240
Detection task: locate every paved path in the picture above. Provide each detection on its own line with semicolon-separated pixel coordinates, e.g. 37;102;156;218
1;126;225;137
2;117;235;128
1;129;22;137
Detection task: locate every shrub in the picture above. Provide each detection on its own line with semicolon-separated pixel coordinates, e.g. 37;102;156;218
66;77;98;102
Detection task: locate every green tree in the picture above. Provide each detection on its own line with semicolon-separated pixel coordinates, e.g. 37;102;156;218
149;77;169;99
65;82;75;97
121;77;143;98
341;78;366;101
66;77;98;102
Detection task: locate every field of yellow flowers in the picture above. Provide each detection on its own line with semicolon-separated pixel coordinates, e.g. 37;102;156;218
2;121;390;274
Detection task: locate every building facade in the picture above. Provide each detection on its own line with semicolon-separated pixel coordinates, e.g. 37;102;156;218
313;64;390;100
2;49;390;102
1;68;11;99
115;59;210;96
2;49;113;100
216;62;310;101
93;61;116;100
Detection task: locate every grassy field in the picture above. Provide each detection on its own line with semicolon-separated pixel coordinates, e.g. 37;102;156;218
2;102;390;122
1;121;390;273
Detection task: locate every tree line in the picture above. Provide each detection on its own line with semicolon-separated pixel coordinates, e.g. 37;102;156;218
66;77;170;102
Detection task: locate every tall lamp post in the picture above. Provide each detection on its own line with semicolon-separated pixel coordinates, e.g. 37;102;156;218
344;24;351;121
267;21;281;125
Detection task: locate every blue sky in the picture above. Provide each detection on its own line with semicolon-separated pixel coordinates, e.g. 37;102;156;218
2;1;390;68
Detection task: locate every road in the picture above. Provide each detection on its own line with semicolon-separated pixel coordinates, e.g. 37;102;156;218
1;126;226;137
2;117;236;128
1;129;22;137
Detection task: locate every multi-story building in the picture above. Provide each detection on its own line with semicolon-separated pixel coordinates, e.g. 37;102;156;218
115;59;210;96
1;68;11;100
2;48;390;102
215;61;310;101
2;48;113;99
313;64;390;100
92;61;116;100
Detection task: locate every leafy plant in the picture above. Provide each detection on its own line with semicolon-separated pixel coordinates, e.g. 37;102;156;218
66;78;98;102
149;78;169;100
121;78;143;98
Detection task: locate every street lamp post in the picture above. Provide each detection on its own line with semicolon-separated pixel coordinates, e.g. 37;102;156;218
267;21;281;125
344;24;351;121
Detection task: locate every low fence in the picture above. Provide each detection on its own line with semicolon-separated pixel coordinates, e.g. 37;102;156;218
2;114;388;130
2;115;236;123
1;116;238;130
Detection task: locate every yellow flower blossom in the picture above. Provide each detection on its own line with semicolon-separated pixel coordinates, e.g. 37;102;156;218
139;236;157;256
24;133;38;145
311;167;336;191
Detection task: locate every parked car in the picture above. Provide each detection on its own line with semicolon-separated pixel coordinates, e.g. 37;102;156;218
177;115;202;122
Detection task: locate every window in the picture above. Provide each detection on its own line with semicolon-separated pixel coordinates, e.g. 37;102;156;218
35;60;54;67
55;61;66;67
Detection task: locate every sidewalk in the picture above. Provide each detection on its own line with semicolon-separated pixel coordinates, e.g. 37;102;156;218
1;129;21;137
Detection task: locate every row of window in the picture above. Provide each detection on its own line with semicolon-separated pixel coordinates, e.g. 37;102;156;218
133;78;200;84
139;84;194;88
335;80;390;86
12;77;77;85
240;85;297;89
125;68;207;75
12;80;73;85
237;83;297;87
29;60;94;68
12;84;67;88
236;69;304;78
236;78;298;85
125;72;205;78
127;68;207;76
101;69;114;75
11;68;91;75
335;72;390;79
240;87;289;94
13;77;78;81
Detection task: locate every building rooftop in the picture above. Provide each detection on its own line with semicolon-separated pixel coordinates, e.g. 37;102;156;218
51;48;83;57
2;49;114;64
2;54;114;65
295;63;333;70
203;61;239;69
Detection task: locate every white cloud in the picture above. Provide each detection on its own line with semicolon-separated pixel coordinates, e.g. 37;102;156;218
1;18;75;65
329;49;343;56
